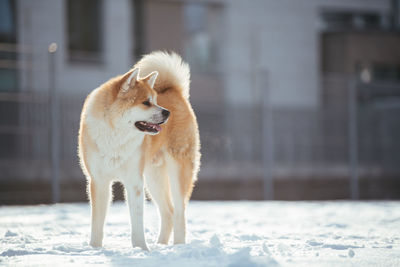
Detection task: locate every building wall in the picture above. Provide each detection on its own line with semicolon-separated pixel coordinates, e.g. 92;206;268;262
3;0;399;200
17;0;134;94
224;0;391;108
145;1;184;54
16;0;392;107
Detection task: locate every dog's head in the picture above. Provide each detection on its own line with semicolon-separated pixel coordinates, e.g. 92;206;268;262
112;68;170;135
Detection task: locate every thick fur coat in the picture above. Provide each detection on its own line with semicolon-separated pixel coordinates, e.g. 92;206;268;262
78;51;200;250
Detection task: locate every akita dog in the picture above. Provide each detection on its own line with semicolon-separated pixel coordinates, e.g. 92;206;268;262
78;51;200;250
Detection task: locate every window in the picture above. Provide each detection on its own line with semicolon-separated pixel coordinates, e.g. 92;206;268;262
131;0;145;61
0;0;17;91
183;3;222;73
321;10;383;31
357;63;400;83
373;64;400;82
67;0;103;63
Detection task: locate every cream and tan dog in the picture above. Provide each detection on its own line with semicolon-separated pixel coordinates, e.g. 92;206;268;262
78;51;200;250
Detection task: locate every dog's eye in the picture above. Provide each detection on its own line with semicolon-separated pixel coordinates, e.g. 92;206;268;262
142;100;151;106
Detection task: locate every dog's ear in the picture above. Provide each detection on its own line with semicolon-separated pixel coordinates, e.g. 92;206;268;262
144;71;158;88
121;68;140;92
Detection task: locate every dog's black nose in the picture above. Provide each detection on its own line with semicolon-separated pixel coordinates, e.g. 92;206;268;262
162;109;170;119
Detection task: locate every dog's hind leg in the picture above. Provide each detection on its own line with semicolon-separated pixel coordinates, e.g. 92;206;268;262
165;155;194;244
89;178;112;247
145;164;174;244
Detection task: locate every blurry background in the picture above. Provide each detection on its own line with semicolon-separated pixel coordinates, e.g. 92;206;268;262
0;0;399;204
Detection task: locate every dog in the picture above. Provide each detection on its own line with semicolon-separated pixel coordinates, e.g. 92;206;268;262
78;51;200;250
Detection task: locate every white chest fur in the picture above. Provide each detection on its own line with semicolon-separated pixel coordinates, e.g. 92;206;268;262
87;116;144;172
84;93;143;174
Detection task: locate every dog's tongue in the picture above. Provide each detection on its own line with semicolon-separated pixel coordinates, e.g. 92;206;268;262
135;121;162;133
153;124;161;132
143;121;161;132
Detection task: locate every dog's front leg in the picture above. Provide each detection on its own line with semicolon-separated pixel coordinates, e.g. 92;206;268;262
89;178;111;247
125;176;148;251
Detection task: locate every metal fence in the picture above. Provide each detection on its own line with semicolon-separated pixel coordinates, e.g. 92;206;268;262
1;67;400;202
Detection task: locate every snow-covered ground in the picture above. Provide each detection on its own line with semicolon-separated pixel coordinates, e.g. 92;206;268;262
1;201;399;266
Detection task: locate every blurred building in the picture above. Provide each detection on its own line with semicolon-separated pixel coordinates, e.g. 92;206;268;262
0;0;399;203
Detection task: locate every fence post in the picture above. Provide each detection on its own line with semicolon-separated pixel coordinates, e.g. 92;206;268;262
48;43;60;203
261;70;274;200
348;78;359;200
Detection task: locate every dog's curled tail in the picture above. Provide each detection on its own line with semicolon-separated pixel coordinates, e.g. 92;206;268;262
134;51;191;99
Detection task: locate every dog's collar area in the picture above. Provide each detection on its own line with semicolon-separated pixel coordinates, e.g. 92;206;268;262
135;121;162;133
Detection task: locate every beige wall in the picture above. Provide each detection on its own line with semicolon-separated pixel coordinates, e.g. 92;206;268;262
145;1;184;54
16;0;393;108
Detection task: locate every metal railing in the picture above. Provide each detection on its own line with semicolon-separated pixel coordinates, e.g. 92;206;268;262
1;58;399;201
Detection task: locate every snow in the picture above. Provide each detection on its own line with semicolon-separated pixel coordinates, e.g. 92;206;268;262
1;201;400;266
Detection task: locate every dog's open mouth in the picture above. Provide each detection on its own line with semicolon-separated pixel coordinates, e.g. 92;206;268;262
135;121;162;133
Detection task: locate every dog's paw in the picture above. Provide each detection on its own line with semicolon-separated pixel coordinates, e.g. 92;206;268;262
132;242;149;251
90;240;103;248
